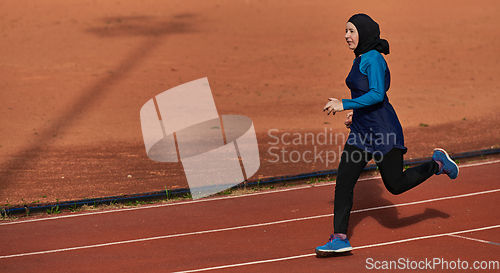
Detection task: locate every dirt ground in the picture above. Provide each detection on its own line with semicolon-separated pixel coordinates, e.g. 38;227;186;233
1;0;499;206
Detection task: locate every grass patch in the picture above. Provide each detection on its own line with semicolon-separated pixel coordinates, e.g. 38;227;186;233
219;189;233;195
46;205;61;214
69;202;78;212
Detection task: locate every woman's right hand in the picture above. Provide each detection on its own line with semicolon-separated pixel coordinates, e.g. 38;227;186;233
344;112;353;129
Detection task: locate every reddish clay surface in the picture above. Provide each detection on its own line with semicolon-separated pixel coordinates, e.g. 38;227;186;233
1;0;499;206
0;161;499;272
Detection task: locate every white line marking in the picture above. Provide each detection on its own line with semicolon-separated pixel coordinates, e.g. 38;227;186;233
2;159;499;226
459;159;500;168
351;188;500;214
354;225;500;250
448;234;499;245
0;182;339;226
172;224;500;273
1;188;498;259
174;253;317;273
0;178;356;227
0;214;331;259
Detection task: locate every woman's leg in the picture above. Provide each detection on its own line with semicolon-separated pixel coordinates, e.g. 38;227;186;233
333;144;372;234
374;148;439;195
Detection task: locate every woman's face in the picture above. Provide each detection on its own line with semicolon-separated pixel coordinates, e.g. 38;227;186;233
345;22;359;50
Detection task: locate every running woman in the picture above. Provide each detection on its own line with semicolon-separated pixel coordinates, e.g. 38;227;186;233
316;13;459;256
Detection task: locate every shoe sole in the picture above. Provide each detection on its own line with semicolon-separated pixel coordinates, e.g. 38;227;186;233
434;148;459;179
315;246;353;257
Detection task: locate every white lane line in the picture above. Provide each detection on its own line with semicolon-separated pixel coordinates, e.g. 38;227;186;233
351;188;500;214
448;234;500;246
1;188;498;259
460;159;500;168
0;177;377;227
172;224;500;273
0;213;331;260
0;181;340;226
2;159;499;226
174;253;317;273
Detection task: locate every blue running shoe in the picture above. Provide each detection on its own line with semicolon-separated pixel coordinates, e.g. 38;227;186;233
315;234;353;256
432;148;459;179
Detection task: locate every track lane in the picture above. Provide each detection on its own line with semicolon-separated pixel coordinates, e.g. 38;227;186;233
0;161;499;272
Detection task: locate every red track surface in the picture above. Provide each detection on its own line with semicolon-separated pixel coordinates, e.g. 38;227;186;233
1;160;499;272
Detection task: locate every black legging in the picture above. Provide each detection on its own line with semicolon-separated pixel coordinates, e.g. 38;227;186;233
333;144;439;234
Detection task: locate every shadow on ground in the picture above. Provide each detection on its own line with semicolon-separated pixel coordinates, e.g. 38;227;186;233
0;15;197;197
329;180;450;238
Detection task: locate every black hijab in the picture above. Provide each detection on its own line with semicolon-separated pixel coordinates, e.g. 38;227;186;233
348;14;389;58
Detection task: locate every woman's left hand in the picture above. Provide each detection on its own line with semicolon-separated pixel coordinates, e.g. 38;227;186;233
323;98;344;115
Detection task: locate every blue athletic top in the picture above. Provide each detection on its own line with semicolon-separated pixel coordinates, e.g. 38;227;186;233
341;50;407;155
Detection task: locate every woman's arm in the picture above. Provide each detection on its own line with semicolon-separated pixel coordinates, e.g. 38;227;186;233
341;51;387;110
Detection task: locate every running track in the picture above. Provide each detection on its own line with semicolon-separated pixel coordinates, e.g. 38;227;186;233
1;160;499;272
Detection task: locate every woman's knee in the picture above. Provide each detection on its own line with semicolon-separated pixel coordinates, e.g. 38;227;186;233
384;181;404;195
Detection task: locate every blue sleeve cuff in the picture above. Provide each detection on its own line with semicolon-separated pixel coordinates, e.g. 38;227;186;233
342;99;355;110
